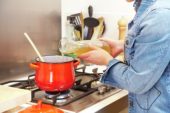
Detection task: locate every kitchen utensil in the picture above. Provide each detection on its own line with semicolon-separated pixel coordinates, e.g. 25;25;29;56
74;28;81;41
67;13;83;40
19;100;64;113
91;17;105;40
30;55;80;92
0;85;31;112
84;5;99;40
24;32;44;62
84;26;93;40
75;16;81;25
80;12;84;40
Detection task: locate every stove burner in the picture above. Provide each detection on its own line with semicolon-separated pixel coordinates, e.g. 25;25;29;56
45;90;70;100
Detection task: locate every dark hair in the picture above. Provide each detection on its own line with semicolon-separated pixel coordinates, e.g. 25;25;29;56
133;0;142;11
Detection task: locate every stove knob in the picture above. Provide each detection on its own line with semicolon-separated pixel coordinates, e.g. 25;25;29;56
91;81;103;88
98;85;107;95
106;86;112;92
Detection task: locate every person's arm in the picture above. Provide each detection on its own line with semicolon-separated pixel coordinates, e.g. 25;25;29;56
101;9;170;94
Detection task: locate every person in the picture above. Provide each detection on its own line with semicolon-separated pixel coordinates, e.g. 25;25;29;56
79;0;170;113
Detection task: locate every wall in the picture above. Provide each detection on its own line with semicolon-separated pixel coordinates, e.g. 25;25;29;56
0;0;61;82
62;0;135;39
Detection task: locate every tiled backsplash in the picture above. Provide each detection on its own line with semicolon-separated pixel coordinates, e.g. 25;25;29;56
62;0;135;39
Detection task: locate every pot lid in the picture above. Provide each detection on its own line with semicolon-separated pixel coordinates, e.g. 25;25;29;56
19;100;64;113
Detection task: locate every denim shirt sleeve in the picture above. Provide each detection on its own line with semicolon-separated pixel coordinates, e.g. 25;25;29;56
100;9;170;94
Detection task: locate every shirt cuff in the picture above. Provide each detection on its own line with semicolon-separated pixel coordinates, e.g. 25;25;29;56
100;58;120;84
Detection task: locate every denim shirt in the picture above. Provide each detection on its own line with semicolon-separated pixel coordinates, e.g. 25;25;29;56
100;0;170;113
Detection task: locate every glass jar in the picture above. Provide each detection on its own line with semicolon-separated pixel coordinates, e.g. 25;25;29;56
59;38;111;57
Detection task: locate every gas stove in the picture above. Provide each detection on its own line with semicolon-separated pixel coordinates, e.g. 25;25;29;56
0;65;124;113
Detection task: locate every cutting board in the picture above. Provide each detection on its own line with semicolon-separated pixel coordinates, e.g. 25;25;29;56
0;85;31;112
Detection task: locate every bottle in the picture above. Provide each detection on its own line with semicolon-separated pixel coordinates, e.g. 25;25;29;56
117;16;127;61
59;39;111;57
118;16;127;41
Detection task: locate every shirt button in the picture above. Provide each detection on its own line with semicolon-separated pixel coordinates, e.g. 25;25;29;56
126;40;129;45
129;101;133;107
124;60;128;64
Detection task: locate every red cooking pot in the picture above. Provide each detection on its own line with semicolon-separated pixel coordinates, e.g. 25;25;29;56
30;55;79;92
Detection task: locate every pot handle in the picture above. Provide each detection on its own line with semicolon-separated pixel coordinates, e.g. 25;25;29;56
30;63;39;69
73;59;80;68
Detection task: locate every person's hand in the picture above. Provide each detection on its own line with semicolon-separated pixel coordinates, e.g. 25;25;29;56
78;45;113;65
99;38;124;57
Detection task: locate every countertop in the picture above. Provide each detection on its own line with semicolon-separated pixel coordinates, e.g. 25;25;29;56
4;90;128;113
78;90;128;113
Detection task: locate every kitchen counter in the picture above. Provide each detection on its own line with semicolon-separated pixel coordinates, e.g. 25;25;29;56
0;85;31;113
78;90;128;113
4;90;128;113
